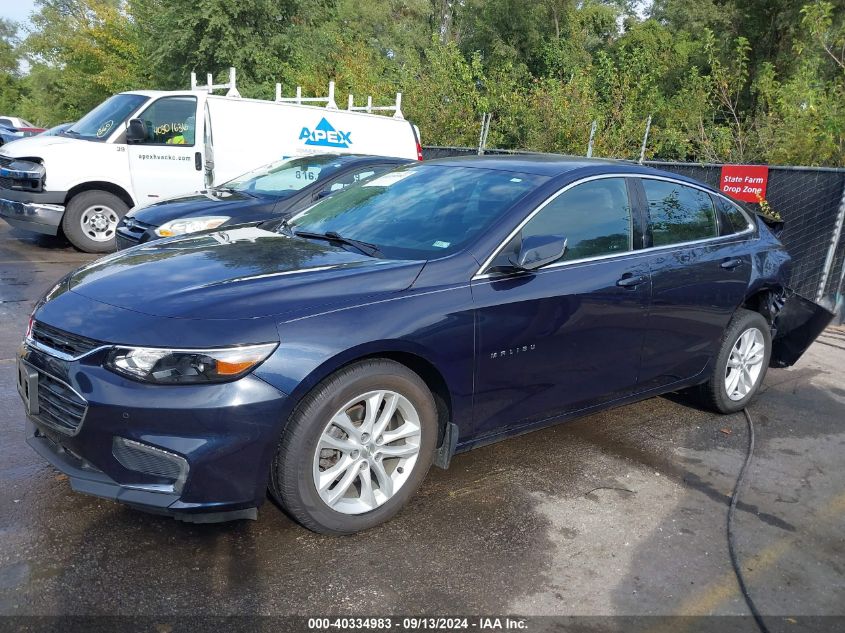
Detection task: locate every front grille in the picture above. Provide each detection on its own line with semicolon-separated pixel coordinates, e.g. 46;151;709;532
31;321;101;358
117;219;154;246
0;176;11;189
33;371;87;435
116;228;142;244
123;219;154;237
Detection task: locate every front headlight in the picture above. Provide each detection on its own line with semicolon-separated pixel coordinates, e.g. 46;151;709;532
104;343;277;384
155;216;230;237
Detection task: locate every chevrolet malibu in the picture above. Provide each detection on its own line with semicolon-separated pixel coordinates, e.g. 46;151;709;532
16;156;827;534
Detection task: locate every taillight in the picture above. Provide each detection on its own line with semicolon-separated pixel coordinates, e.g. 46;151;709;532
416;142;423;161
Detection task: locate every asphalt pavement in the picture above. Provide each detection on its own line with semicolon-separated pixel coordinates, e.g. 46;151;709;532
0;223;843;624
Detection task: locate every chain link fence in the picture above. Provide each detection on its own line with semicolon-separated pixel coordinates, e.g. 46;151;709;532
423;146;845;321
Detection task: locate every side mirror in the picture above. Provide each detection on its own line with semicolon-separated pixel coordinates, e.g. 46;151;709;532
509;235;567;271
314;189;333;200
126;118;146;143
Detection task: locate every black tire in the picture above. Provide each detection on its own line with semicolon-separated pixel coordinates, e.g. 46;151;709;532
700;308;772;414
270;359;438;534
61;190;128;253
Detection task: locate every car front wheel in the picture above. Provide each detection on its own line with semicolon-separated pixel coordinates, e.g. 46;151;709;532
62;190;128;253
702;308;772;413
270;359;438;534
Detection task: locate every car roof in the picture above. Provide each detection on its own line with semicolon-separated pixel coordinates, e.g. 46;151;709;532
424;154;630;176
422;153;721;194
320;154;412;165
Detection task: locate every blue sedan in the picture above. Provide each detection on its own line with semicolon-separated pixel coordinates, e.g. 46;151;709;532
16;156;828;533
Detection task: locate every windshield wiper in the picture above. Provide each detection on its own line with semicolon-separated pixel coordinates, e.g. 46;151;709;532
293;229;383;257
62;129;80;136
277;218;295;236
215;186;259;198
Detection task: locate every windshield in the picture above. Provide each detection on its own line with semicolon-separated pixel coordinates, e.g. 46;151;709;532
224;155;355;197
64;94;149;141
287;164;549;259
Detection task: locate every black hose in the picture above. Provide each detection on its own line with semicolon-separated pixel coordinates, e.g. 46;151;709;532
728;408;771;633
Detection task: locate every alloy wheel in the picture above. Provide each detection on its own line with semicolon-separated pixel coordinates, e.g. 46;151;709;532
313;390;422;515
725;327;766;401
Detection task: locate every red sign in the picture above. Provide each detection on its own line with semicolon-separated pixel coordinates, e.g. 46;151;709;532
719;165;769;203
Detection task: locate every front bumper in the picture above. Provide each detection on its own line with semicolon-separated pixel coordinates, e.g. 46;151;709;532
26;423;257;522
19;341;289;522
0;187;66;235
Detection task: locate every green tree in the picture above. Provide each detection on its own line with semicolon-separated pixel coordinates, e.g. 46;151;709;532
21;0;145;124
404;38;487;146
132;0;297;97
0;19;24;116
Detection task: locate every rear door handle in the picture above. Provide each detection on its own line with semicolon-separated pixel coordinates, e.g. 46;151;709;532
194;152;202;171
720;258;744;270
617;274;647;288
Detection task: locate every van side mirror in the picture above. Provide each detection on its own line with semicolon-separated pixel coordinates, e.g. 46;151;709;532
508;235;567;271
126;118;146;143
314;189;333;200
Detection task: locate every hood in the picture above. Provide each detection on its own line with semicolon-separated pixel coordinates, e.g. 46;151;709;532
67;226;424;320
0;134;79;156
128;189;281;226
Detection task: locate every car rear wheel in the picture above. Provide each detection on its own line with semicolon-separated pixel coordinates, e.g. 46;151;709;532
62;190;128;253
701;308;771;414
270;359;438;534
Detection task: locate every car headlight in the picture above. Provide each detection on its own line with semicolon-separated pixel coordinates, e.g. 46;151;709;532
104;343;277;384
155;216;230;237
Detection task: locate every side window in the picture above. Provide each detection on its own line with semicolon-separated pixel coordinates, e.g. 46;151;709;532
0;118;13;128
136;96;197;145
520;178;633;262
643;179;718;246
714;196;753;235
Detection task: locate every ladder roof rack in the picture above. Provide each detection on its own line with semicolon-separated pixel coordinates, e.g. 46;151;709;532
275;81;338;109
190;67;240;97
189;70;405;120
347;93;404;119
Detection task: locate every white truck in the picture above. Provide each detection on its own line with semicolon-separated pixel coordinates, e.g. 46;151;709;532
0;70;422;252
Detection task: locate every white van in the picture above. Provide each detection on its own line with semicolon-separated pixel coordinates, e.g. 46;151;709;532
0;71;422;252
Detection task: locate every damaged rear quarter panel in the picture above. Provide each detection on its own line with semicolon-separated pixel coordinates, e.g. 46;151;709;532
744;217;834;368
771;294;835;367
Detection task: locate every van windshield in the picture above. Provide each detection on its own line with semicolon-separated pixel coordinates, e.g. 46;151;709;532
64;94;149;142
224;155;354;197
287;164;549;259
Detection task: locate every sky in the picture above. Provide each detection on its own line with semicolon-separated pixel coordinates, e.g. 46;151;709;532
1;0;38;30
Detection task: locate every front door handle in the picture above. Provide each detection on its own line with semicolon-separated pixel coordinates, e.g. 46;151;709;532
617;274;647;288
194;152;202;171
720;258;744;270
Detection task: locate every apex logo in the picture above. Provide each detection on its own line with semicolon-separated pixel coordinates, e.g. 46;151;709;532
299;118;352;148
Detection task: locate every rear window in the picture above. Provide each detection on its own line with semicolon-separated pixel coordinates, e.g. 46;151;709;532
643;179;718;246
225;155;355;197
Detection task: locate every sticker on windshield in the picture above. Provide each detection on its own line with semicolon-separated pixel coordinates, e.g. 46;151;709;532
432;240;450;248
96;120;114;138
363;171;413;188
